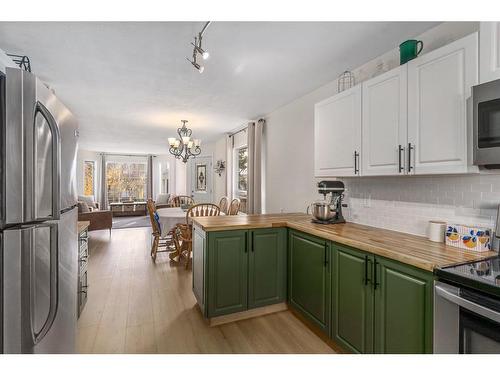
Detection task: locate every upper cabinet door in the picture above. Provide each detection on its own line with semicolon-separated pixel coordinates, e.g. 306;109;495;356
480;22;500;83
314;85;362;177
407;33;478;175
362;65;408;176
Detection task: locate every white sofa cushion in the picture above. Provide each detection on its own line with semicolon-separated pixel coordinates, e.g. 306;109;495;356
156;193;170;204
78;195;97;209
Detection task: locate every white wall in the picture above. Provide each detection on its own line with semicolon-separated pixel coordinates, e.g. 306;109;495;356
175;158;188;196
214;137;229;202
262;22;500;236
0;47;15;73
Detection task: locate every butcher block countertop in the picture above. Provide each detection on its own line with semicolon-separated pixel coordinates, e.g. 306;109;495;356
192;213;497;272
77;221;90;234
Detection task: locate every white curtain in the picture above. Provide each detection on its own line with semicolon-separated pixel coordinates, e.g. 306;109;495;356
147;155;153;200
247;119;265;214
99;154;107;209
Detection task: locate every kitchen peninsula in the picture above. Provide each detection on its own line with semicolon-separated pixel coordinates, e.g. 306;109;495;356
191;213;496;354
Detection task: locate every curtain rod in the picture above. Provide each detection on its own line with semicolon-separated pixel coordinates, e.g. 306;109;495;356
100;152;157;157
228;118;264;137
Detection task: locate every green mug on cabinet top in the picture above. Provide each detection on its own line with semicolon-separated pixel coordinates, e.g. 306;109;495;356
399;39;423;64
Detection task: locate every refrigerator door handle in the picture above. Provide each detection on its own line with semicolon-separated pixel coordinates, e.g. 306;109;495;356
32;102;61;221
25;223;59;345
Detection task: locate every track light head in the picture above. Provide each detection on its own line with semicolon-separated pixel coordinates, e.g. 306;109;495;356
186;58;204;73
191;42;210;60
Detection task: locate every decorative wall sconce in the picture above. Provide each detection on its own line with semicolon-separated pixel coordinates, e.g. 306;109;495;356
214;160;226;176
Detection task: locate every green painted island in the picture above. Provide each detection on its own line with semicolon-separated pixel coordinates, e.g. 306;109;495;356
191;213;495;354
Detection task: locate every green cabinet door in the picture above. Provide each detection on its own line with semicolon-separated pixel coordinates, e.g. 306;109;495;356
288;230;331;333
373;257;434;354
207;230;248;317
248;228;286;309
332;244;374;353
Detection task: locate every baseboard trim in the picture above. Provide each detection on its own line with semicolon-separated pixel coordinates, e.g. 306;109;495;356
207;302;288;327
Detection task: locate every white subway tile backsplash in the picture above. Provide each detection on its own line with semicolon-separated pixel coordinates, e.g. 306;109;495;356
342;173;500;238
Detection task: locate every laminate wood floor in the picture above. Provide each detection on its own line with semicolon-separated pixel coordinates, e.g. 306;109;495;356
76;228;335;354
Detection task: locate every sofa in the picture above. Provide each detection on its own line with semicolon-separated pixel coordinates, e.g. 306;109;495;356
77;195;113;232
155;193;173;209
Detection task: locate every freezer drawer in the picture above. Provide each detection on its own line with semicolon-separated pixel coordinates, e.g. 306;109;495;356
2;209;77;353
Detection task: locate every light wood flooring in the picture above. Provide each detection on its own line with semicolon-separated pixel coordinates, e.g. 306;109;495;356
76;227;335;354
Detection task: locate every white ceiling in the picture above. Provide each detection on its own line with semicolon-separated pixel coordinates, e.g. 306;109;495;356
0;22;439;153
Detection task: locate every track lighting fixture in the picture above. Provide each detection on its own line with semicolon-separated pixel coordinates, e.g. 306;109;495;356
187;21;211;73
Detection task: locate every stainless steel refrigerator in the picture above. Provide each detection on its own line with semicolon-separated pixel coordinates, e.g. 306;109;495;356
1;67;79;353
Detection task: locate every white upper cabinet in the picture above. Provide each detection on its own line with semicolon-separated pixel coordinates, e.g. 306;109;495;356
407;33;478;175
362;65;408;176
480;22;500;83
314;85;361;177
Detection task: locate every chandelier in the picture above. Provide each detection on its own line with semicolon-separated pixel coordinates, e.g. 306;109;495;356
168;120;202;163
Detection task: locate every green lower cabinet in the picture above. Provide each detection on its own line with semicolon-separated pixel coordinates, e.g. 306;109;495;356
373;257;434;354
331;242;434;354
288;230;331;334
207;230;248;317
332;244;373;353
205;228;287;318
248;228;287;309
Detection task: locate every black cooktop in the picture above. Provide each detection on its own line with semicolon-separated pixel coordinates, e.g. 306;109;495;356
435;256;500;298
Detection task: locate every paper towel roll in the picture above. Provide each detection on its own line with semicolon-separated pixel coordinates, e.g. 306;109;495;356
428;221;446;243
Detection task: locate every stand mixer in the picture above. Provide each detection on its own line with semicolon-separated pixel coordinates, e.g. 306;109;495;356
307;180;346;224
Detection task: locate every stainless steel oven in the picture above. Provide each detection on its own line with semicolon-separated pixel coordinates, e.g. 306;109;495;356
434;281;500;353
473;78;500;166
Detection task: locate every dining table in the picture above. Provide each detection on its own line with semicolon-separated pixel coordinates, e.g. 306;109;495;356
157;206;227;236
156;207;188;237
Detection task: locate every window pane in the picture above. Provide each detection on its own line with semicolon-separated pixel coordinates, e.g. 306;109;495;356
106;161;147;203
83;161;94;196
238;147;248;192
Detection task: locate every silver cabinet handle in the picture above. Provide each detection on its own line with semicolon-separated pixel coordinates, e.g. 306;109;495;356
435;285;500;324
407;143;414;173
354;151;360;175
398;145;404;173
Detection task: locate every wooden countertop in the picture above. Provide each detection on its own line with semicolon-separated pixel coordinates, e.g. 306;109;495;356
78;221;90;233
192;213;497;272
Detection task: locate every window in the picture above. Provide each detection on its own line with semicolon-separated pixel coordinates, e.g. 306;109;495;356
233;146;248;213
158;162;169;194
236;147;248;192
106;160;147;203
83;161;95;196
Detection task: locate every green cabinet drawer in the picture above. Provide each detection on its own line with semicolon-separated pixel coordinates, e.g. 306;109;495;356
207;230;248;317
248;228;287;309
288;230;331;334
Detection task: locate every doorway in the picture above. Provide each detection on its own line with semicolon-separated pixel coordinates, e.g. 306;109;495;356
190;155;213;203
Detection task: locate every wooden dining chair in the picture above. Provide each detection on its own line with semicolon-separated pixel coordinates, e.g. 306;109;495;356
146;199;175;262
228;198;241;215
218;196;229;215
172;195;194;207
175;203;220;269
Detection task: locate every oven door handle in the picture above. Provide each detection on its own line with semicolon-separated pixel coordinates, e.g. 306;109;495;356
435;285;500;324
